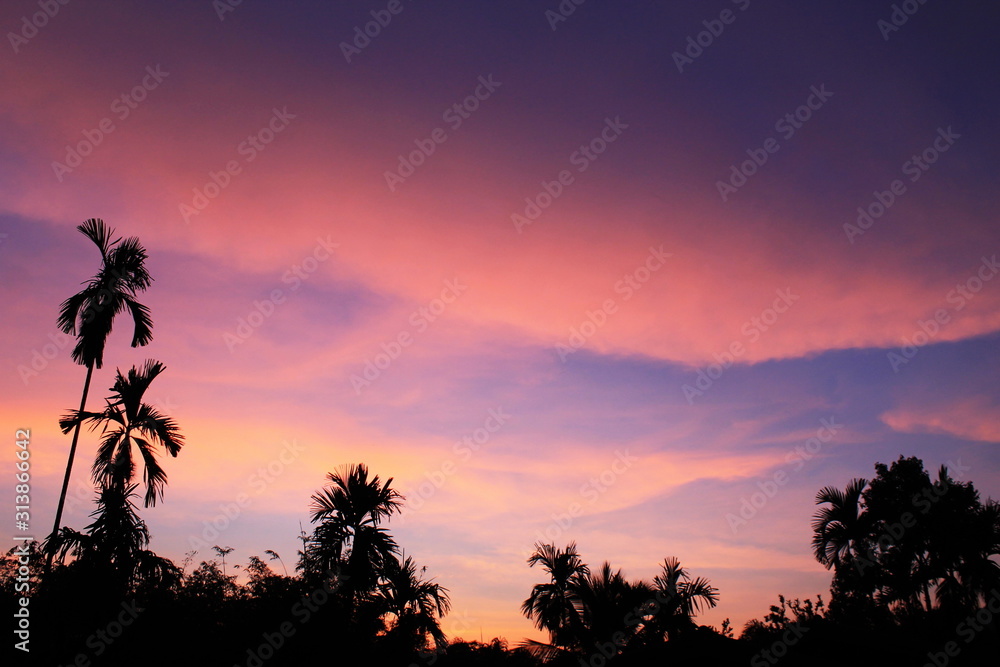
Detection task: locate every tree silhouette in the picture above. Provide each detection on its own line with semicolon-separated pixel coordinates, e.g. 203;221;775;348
59;360;184;507
242;553;299;604
813;456;1000;624
812;477;871;569
179;559;240;614
940;497;1000;613
50;219;153;547
741;594;825;642
521;542;589;652
643;556;720;641
375;553;452;652
43;482;181;601
521;544;718;660
867;458;999;618
811;477;874;605
573;561;649;653
304;464;403;606
213;545;235;578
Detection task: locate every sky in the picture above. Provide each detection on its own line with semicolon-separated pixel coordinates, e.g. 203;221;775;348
2;0;1000;645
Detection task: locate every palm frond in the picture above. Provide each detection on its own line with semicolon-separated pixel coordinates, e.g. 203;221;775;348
134;435;167;507
122;296;154;347
78;218;118;258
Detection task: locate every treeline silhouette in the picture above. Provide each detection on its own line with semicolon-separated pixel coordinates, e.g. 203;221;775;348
5;221;999;665
11;455;1000;666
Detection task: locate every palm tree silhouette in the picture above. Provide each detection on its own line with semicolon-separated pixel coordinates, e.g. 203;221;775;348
573;561;650;652
522;545;719;658
213;545;235;578
812;478;872;573
521;542;590;651
50;219;153;545
59;360;183;507
376;553;452;651
644;556;720;640
306;464;403;605
44;482;181;600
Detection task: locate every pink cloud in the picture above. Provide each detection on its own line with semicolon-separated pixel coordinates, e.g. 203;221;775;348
881;396;1000;443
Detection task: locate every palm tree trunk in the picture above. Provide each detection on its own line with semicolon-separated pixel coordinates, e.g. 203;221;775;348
46;363;94;571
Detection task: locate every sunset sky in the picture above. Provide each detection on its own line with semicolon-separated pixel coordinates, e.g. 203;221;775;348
2;0;999;643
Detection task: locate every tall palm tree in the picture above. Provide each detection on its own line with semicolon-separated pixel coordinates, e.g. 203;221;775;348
521;542;590;651
59;360;183;507
376;553;451;651
306;464;403;603
51;219;153;543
